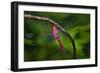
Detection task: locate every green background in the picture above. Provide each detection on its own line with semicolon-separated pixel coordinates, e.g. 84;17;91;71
24;11;90;62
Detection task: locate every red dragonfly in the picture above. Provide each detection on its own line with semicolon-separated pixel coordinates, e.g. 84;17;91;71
52;25;66;55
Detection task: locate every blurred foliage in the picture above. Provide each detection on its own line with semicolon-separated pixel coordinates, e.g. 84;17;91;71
24;11;90;61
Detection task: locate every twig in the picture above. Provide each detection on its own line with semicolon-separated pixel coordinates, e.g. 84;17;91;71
24;14;76;59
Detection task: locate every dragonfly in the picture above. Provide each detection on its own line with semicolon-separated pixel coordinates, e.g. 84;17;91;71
51;25;67;55
25;27;67;55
